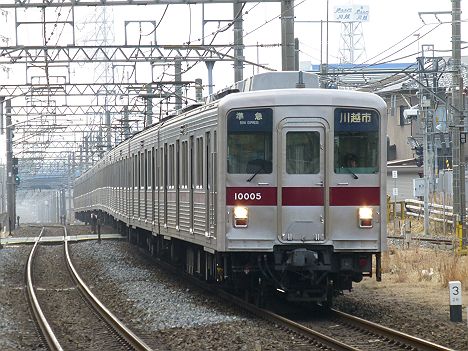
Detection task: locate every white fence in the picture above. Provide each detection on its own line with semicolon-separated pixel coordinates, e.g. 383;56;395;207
404;199;454;225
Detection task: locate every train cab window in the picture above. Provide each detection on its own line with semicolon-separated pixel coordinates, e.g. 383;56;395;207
334;108;379;174
286;131;320;174
227;108;273;174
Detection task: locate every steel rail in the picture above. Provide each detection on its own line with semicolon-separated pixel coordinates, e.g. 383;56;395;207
215;289;360;351
146;250;455;351
387;235;453;245
62;226;152;351
331;309;454;351
25;227;64;351
148;255;357;350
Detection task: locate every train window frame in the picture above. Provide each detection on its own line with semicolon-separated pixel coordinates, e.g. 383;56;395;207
286;131;320;174
176;139;180;191
333;108;380;175
133;154;138;190
196;136;204;189
147;149;152;190
159;147;164;191
153;147;158;190
169;144;175;189
163;144;168;191
227;108;273;175
139;151;145;190
190;136;194;191
181;140;188;189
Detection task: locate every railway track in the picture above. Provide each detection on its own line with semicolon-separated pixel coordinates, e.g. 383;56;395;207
25;226;152;351
387;235;453;246
144;249;454;351
223;292;454;351
299;308;454;351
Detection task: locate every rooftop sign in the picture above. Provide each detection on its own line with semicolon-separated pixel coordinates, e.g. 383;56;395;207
334;5;370;22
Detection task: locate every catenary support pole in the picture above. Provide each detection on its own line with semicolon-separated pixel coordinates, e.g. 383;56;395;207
233;2;244;82
451;0;465;247
175;57;182;110
281;0;295;71
5;99;15;232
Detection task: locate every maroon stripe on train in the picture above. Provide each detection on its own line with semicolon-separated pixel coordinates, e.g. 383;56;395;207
226;186;380;206
330;187;380;206
226;187;277;206
282;187;324;206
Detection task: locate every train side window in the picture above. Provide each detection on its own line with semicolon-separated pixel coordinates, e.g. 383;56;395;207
189;136;194;190
147;149;152;190
176;140;180;190
163;144;168;190
144;150;148;190
169;144;175;189
160;147;164;190
140;152;145;189
286;131;320;174
181;140;188;189
153;148;158;189
133;154;138;189
196;136;204;188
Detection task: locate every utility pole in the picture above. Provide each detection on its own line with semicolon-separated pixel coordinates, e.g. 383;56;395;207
233;2;244;82
417;47;441;236
418;54;430;235
175;57;182;110
5;99;15;233
451;0;466;249
281;0;295;71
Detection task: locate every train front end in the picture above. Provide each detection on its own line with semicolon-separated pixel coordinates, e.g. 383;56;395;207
219;89;387;304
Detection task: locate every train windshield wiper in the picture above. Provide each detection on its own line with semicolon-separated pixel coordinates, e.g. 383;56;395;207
246;159;271;182
247;166;263;182
346;168;359;179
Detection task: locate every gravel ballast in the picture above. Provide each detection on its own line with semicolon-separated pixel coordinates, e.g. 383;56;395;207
1;224;467;350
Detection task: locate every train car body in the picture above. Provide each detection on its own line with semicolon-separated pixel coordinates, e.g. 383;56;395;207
74;72;387;304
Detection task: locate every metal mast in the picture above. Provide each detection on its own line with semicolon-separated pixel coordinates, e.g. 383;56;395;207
281;0;295;71
339;21;366;64
451;0;466;248
81;6;115;159
335;5;369;64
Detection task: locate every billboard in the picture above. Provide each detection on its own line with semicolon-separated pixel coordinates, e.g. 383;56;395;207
334;5;369;22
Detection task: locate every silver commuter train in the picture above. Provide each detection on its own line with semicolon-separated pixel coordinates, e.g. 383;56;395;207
74;72;387;305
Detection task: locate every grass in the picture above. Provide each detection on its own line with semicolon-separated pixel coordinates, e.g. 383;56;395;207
383;248;467;288
383;217;468;291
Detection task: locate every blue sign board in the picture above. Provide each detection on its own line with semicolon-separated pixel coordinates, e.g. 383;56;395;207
227;108;273;132
334;108;379;132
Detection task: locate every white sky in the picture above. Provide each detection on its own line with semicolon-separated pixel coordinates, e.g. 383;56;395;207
130;0;466;91
0;0;465;166
3;0;467;91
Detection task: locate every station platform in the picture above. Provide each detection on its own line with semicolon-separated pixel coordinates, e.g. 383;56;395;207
0;234;126;245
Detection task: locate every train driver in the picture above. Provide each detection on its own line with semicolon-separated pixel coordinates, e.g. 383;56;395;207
344;153;358;168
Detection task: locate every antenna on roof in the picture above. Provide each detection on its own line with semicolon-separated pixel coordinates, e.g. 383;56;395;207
296;71;306;88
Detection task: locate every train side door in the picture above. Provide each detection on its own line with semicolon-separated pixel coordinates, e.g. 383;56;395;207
278;119;326;242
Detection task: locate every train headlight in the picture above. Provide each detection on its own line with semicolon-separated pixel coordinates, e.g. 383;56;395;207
233;206;248;228
358;207;373;228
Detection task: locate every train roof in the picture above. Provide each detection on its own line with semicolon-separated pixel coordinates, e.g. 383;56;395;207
218;88;387;112
76;85;386;181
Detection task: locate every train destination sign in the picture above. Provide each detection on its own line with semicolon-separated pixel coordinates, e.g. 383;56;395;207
334;108;378;132
227;108;273;132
